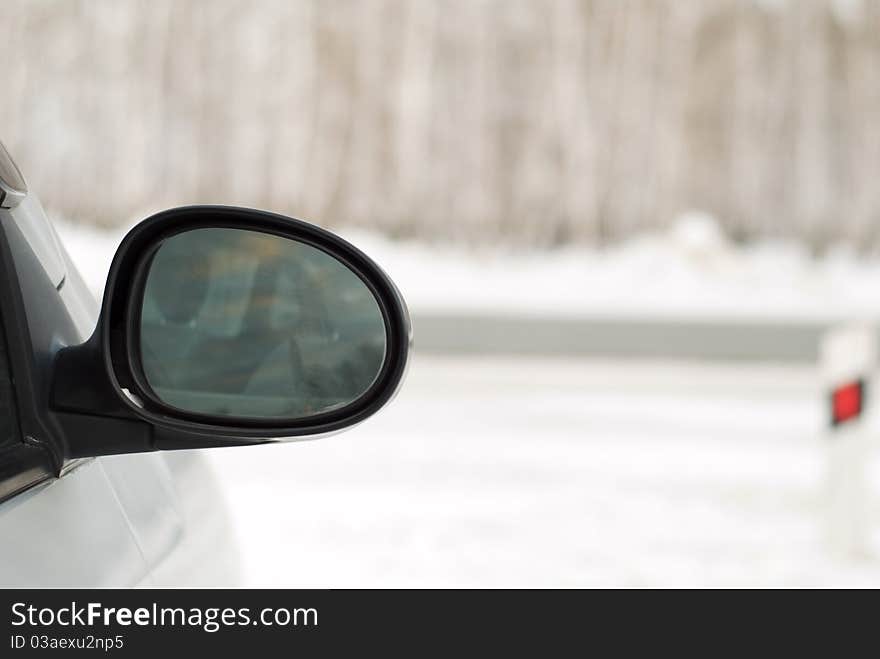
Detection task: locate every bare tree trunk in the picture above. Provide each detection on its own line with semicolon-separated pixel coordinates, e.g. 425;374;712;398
1;0;877;249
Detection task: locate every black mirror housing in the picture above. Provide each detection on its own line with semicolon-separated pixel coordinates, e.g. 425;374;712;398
51;206;411;459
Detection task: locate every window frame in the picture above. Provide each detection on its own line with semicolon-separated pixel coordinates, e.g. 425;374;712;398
0;215;59;503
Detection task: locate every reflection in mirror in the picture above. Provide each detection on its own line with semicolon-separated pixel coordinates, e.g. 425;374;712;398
139;228;387;419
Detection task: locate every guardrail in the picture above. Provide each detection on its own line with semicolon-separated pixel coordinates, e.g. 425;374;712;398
412;313;833;362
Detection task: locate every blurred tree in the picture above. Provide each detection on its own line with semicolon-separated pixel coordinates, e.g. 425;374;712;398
0;0;877;250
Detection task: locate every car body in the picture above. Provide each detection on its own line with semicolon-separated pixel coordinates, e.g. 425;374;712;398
0;142;409;586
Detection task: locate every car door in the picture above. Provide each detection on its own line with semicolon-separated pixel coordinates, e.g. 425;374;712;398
0;230;148;585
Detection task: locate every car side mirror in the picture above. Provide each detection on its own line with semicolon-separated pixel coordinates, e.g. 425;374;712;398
51;206;410;458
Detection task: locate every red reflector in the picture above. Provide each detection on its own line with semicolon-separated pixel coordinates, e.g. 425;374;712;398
832;380;864;426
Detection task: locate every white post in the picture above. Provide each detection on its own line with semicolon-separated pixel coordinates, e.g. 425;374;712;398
820;324;876;559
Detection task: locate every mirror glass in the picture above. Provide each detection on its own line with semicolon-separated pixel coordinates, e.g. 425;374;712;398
139;227;387;419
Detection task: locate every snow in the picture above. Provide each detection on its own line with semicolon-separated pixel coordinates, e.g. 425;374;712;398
208;355;880;587
53;213;880;325
344;227;880;324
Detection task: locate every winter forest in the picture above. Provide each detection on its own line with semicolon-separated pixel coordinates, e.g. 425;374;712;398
1;0;878;249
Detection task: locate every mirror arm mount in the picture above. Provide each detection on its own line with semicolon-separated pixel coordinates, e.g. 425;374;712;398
50;331;269;459
50;331;154;459
52;332;129;417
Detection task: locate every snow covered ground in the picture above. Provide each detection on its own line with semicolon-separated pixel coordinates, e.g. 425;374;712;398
208;355;880;587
